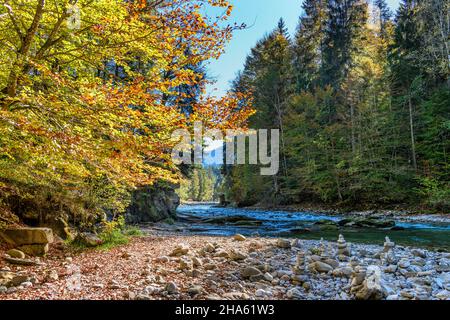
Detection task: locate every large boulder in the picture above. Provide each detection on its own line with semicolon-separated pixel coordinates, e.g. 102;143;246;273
0;227;53;246
126;185;180;223
354;266;387;300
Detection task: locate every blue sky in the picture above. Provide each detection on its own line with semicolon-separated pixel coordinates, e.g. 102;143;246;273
205;0;401;97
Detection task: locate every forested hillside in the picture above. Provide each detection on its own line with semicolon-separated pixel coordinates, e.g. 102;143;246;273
224;0;449;211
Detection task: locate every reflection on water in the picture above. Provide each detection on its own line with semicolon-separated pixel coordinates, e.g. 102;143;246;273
177;204;450;251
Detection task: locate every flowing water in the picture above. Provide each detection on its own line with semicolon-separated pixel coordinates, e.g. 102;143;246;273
176;204;450;251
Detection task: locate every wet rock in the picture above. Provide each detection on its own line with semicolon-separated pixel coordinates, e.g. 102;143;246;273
412;249;426;259
6;249;25;259
435;290;450;300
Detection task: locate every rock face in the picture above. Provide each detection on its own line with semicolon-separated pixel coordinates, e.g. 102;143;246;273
126;185;180;223
0;228;53;246
1;227;53;257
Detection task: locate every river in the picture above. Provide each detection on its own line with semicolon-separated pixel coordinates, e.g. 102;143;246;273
176;204;450;251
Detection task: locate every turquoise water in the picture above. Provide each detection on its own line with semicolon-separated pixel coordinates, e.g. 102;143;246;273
177;204;450;251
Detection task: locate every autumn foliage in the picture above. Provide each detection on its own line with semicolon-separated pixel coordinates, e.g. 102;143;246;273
0;0;252;224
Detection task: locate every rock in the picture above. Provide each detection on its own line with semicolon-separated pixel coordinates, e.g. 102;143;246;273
286;288;303;299
0;227;54;246
65;257;73;263
11;275;30;286
233;234;246;242
75;232;103;247
0;271;15;287
255;289;266;297
169;245;189;257
156;256;170;263
263;272;274;282
165;282;179;294
339;217;395;229
310;261;333;273
202;243;215;254
412;249;426;259
0;286;7;293
18;244;49;256
192;257;203;268
435;290;450;300
214;250;230;258
204;263;217;270
188;285;203;295
332;267;353;278
179;258;193;271
241;266;262;279
354;266;386;300
398;259;411;269
4;256;40;266
46;270;59;282
6;249;25;259
276;239;291;249
229;250;247;261
322;258;339;269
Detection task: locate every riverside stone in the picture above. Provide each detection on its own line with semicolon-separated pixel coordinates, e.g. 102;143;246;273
6;249;25;259
241;266;262;279
233;234;246;242
0;227;54;246
276;239;291;249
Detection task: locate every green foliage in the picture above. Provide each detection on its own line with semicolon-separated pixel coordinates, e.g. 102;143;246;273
224;0;449;212
178;167;222;202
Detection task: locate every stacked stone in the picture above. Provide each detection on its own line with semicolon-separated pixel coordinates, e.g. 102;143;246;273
293;251;306;275
337;234;350;258
383;236;395;253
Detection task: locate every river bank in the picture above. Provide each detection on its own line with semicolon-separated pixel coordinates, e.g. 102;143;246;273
1;231;449;300
237;203;450;225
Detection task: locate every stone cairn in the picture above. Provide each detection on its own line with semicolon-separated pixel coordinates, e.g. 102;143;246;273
383;236;395;253
337;234;350;258
381;236;396;265
293;251;306;275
